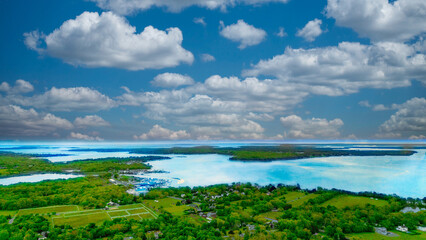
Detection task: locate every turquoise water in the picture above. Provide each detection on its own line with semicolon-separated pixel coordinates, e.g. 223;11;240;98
0;142;424;198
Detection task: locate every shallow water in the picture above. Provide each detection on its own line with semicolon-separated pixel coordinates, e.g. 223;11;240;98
0;142;424;197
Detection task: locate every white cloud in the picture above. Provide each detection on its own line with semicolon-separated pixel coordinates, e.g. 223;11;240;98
118;74;309;139
0;80;34;94
220;20;267;49
193;17;206;26
22;87;116;112
377;97;426;138
24;11;193;70
134;124;191;140
201;53;216;62
409;135;425;140
276;27;287;37
151;73;194;88
359;101;389;111
326;0;426;42
70;132;103;141
372;104;389;111
74;115;110;127
244;41;426;96
91;0;289;15
280;115;344;139
0;105;73;137
296;18;323;42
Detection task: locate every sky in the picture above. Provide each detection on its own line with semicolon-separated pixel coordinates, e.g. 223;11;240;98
0;0;425;141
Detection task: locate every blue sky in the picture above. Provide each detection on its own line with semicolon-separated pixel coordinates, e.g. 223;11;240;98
0;0;425;141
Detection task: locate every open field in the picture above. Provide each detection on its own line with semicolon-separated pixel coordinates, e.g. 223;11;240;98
322;195;389;209
0;210;17;216
290;193;319;207
164;205;192;216
53;212;111;228
258;211;283;220
348;230;426;239
143;197;181;209
7;203;159;228
17;205;79;216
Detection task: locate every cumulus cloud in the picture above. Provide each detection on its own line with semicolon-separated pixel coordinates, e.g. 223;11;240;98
134;124;191;140
201;53;216;62
91;0;289;15
70;132;103;141
296;19;323;42
74;115;110;127
0;80;34;94
276;27;287;37
409;135;425;140
117;74;310;139
151;73;194;88
24;11;193;70
19;87;116;112
244;41;426;96
220;20;267;49
359;101;390;111
326;0;426;42
0;105;73;138
193;17;206;26
377;97;426;138
280;115;344;139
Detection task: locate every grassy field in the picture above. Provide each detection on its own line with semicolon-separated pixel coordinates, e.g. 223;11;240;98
322;195;389;209
53;212;111;228
6;203;159;228
0;210;17;216
143;197;180;209
348;230;426;239
258;211;283;220
17;205;79;216
290;193;318;207
164;205;192;216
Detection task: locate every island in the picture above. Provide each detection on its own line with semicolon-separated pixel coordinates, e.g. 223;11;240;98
130;145;416;161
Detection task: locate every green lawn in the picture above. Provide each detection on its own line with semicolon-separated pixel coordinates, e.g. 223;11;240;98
107;210;129;217
10;203;157;228
0;210;17;216
117;203;144;210
163;205;191;216
258;211;283;220
143;197;181;209
17;205;79;216
282;191;307;201
127;208;148;214
348;230;426;239
322;196;389;209
53;212;111;228
290;194;318;207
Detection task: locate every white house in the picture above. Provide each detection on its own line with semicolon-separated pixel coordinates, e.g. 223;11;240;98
396;225;408;232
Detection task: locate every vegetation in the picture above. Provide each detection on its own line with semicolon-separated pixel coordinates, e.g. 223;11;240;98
130;145;416;161
0;177;137;210
0;180;425;239
0;153;158;177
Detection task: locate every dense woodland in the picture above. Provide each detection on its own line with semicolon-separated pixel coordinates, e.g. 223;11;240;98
0;154;157;177
129;145;415;161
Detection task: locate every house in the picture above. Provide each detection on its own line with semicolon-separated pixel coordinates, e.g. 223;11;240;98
400;207;426;213
396;225;408;232
375;227;387;235
418;226;426;232
247;224;256;231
